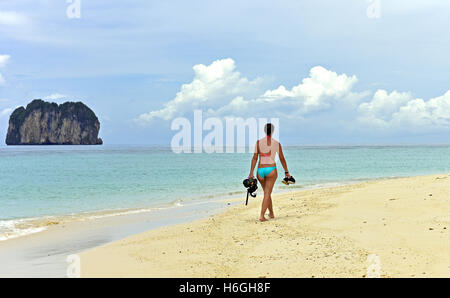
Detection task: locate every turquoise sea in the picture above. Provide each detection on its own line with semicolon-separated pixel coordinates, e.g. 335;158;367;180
1;145;450;240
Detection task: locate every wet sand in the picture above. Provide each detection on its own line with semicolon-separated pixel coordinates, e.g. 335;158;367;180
0;200;229;277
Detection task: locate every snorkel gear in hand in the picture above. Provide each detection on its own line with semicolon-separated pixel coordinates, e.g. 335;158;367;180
243;178;258;205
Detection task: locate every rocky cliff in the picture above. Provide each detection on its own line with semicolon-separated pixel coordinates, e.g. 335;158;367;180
6;99;103;145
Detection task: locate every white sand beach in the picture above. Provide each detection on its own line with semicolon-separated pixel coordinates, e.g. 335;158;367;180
80;174;450;278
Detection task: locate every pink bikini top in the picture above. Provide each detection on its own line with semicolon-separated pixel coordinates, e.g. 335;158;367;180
256;136;279;165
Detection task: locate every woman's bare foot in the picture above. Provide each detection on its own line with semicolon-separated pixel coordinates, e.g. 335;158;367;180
259;217;268;222
269;213;275;219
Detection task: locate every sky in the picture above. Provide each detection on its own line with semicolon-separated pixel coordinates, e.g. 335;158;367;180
1;0;450;145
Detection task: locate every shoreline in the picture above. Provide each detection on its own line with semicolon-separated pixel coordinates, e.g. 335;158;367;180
0;176;374;277
0;195;241;243
0;199;233;277
80;173;450;278
2;173;449;277
0;175;406;243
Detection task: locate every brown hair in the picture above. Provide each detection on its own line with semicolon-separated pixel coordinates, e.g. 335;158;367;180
264;123;274;136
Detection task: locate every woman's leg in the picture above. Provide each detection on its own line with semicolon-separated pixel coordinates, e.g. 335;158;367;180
257;174;266;192
257;173;266;220
268;196;274;218
259;169;277;221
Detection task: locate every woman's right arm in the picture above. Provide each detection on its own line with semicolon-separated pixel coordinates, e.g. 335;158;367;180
249;141;259;179
279;144;291;178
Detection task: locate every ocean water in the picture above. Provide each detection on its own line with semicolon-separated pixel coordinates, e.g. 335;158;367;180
1;145;450;240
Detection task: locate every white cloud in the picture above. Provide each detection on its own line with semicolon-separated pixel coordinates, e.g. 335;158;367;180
0;108;12;118
44;93;68;101
0;55;10;68
135;58;262;124
358;90;450;129
0;10;49;44
214;66;358;117
136;60;359;125
358;90;413;127
0;11;29;26
135;58;450;134
392;91;450;127
0;54;10;86
278;65;357;111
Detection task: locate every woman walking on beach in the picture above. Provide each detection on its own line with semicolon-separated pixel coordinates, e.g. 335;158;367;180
249;123;291;222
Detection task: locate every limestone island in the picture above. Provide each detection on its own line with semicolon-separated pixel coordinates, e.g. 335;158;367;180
6;99;103;145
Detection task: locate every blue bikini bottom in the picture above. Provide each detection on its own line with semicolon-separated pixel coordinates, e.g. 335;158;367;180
257;167;276;178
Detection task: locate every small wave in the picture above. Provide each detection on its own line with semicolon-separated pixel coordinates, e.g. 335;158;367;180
79;208;156;220
173;200;184;207
0;200;190;242
0;227;48;241
0;219;50;241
